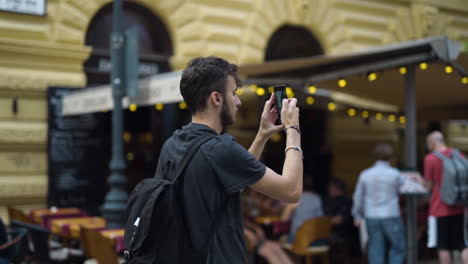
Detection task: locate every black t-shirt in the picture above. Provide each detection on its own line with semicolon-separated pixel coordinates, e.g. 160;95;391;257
156;123;266;263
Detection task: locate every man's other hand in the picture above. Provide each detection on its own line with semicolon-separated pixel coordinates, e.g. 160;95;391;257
259;93;284;139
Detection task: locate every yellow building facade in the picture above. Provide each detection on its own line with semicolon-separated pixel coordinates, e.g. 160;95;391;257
1;0;468;220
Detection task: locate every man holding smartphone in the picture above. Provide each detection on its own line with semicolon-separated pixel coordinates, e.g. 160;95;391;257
156;56;302;263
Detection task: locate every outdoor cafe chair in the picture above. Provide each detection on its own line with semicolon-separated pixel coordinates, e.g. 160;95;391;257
7;207;34;224
80;227;122;264
282;216;331;264
0;227;29;264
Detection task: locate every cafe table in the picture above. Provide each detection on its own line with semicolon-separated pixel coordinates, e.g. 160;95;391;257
50;216;106;239
255;216;291;240
30;208;84;227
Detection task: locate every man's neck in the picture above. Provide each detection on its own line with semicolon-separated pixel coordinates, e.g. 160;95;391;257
192;113;223;134
434;144;448;152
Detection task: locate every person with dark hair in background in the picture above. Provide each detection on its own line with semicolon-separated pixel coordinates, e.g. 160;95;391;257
156;56;303;263
325;178;359;262
352;144;407;264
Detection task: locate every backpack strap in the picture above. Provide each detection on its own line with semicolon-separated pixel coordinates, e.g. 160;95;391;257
433;151;448;161
172;134;214;183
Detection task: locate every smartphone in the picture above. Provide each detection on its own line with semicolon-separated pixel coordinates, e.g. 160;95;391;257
273;85;287;124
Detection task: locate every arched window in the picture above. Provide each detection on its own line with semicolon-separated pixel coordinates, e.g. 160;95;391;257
84;2;173;85
265;25;323;61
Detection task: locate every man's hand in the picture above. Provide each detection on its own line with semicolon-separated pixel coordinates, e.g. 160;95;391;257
281;98;300;128
258;94;285;139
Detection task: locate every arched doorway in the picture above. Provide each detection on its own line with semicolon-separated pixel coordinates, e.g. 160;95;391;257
263;25;331;196
83;3;177;194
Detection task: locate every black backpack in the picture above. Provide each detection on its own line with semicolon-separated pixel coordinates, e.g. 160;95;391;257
123;134;214;264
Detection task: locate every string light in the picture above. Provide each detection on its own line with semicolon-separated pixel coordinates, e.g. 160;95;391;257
361;111;369;119
388;114;396;122
376;113;383;120
348;108;356;117
368;72;377;82
179;101;187;110
256;87;266;96
308;86;317;94
445;66;453;74
286;87;294;98
338;79;347;88
236;88;244;96
271;133;282;143
126;152;135;161
123;132;132;142
399;116;406;124
462;77;468;84
420;62;428;70
155;103;164;111
268;86;274;94
306;96;315;105
399;67;407;75
129;104;137;112
249;84;258;92
328;102;336;111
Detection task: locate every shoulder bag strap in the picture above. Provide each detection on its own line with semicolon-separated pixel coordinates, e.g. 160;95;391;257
172;134;214;183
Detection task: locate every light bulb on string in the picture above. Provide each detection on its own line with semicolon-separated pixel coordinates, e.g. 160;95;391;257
308;85;317;94
348;108;356;117
271;133;282;143
328;102;336;111
338;79;347;88
306;96;314;105
368;72;377;82
376;113;383;120
179;101;187;110
286;87;294;98
256;87;266;96
445;66;453;74
361;111;369;119
462;77;468;84
388;114;396;122
420;62;428;70
399;67;407;75
236;88;244;96
155;104;164;111
129;104;137;112
268;86;274;94
399;116;406;124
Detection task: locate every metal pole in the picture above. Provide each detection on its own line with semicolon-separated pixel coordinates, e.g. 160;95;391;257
101;0;128;228
404;65;418;264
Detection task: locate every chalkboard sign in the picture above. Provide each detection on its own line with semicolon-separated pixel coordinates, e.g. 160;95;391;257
47;87;110;215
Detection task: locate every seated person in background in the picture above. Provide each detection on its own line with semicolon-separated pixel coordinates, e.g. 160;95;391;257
281;174;324;242
244;218;293;264
324;178;360;260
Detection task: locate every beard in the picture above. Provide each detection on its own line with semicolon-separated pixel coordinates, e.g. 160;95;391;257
220;100;234;127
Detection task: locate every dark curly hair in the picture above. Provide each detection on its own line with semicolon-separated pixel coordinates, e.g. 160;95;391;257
180;56;241;114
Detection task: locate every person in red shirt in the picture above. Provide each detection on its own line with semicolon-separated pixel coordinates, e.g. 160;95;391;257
421;131;467;264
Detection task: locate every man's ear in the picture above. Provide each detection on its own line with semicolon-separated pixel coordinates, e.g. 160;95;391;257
210;91;223;107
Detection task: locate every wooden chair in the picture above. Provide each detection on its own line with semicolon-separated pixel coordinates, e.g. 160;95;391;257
283;216;331;264
7;207;34;224
80;228;120;264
